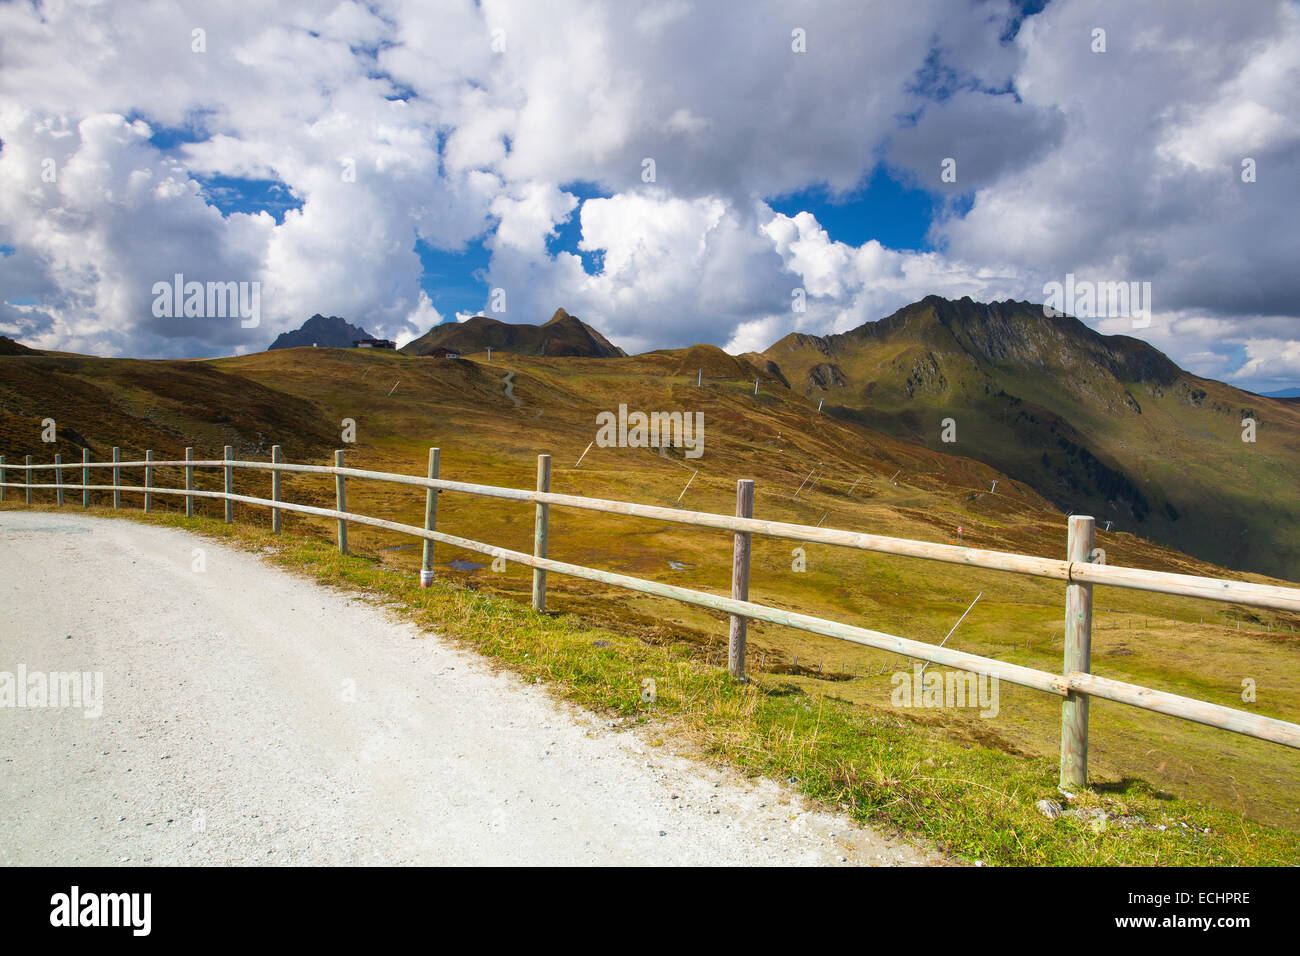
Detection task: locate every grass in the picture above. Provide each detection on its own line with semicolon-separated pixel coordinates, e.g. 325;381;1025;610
7;498;1297;866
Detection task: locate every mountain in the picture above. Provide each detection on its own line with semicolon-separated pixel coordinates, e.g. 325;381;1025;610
401;308;625;358
764;295;1300;579
1261;387;1300;399
268;314;372;350
0;336;38;356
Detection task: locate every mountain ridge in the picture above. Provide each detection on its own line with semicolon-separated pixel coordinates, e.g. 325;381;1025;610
268;314;373;350
5;293;1297;576
401;308;625;358
763;295;1300;578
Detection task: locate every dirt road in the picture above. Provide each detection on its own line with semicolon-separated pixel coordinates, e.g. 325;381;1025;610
0;510;938;866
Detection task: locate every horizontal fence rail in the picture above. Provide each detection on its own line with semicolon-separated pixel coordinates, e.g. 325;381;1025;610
17;456;1300;613
4;448;1300;789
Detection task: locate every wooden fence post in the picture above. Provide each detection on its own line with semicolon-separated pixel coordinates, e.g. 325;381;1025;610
420;447;440;587
729;479;755;679
25;455;32;505
0;455;6;503
532;454;551;611
111;447;120;509
81;449;89;508
1060;514;1095;790
143;450;153;513
334;449;348;554
54;454;63;506
184;447;195;518
270;445;282;532
223;445;234;523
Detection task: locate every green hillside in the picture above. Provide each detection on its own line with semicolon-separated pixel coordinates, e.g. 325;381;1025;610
765;296;1300;581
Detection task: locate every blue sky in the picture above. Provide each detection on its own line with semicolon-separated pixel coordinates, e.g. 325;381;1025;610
768;168;964;253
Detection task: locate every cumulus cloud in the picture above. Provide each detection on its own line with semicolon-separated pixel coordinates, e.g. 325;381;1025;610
0;109;274;354
937;0;1300;361
747;207;1025;346
0;0;495;356
0;0;1295;392
1234;339;1300;385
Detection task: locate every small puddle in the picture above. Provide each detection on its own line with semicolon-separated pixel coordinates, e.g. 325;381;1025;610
380;543;417;552
668;560;695;572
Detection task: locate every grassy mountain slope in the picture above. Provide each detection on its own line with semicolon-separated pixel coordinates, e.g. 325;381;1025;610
765;296;1300;581
2;342;1297;834
401;307;625;358
0;336;38;356
0;351;338;465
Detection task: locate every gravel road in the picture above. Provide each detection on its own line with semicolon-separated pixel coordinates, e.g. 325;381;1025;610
0;510;940;866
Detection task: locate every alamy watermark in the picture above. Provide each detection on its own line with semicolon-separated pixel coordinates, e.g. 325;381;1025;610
50;886;150;936
595;403;704;459
0;665;103;718
151;273;260;328
1042;273;1151;328
890;663;999;718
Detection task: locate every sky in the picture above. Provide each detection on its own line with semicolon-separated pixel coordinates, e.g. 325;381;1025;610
0;0;1297;394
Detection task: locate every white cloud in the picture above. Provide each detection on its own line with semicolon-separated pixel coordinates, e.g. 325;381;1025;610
0;108;274;354
397;290;442;347
479;192;795;354
489;182;577;256
1231;339;1300;387
940;0;1300;323
0;0;1295;392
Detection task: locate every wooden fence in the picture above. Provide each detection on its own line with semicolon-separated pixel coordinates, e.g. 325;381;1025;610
2;446;1299;790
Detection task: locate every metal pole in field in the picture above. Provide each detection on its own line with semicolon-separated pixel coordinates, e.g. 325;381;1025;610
223;445;234;523
112;447;121;508
676;469;697;504
184;447;195;518
270;445;282;532
728;479;755;680
420;447;440;587
81;449;89;508
334;449;348;554
54;453;63;506
143;450;153;513
1060;515;1095;790
792;467;814;499
25;455;32;505
918;591;983;678
532;454;551;612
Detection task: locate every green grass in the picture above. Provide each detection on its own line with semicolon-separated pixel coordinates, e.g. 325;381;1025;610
9;499;1296;866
